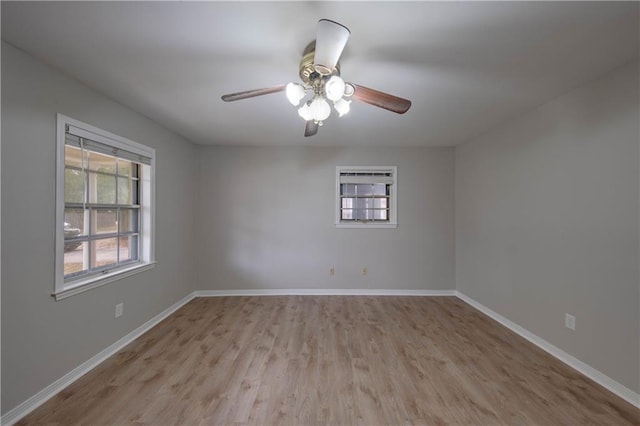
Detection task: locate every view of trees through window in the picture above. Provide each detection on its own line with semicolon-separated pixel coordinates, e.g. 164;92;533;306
63;143;140;277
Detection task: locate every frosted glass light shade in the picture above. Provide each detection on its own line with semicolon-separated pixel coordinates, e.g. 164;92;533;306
325;76;346;101
298;103;313;121
314;19;350;73
344;83;355;97
333;98;351;117
310;97;331;121
286;82;306;106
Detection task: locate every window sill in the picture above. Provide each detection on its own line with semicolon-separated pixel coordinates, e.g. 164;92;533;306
53;262;156;301
335;223;398;229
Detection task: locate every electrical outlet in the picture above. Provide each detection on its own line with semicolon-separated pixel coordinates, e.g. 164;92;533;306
115;303;124;318
565;313;575;330
361;267;367;276
329;267;335;276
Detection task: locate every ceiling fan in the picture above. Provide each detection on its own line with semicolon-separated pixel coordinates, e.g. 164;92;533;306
221;19;412;137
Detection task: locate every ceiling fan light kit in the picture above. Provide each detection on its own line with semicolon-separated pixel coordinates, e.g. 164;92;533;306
222;19;412;137
325;75;347;101
333;97;351;117
285;82;306;106
290;74;353;124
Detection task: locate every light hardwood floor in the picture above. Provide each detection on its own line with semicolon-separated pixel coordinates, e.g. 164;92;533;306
19;296;639;425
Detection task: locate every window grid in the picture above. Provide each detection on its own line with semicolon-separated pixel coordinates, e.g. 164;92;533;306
340;183;390;222
336;167;397;227
64;142;141;280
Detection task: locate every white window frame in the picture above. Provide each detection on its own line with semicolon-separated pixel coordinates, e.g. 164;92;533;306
335;166;398;229
54;114;156;300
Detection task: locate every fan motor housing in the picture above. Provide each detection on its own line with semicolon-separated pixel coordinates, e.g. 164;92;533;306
299;41;340;85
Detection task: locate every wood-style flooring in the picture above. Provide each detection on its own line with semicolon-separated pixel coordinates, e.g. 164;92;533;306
18;296;639;425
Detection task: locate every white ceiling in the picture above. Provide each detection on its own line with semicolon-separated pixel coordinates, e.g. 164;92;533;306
2;2;638;147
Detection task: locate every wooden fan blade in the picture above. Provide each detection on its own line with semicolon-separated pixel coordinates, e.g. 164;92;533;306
304;120;319;137
221;84;286;102
350;84;412;114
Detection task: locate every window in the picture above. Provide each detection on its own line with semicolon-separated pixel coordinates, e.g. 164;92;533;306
335;166;397;228
55;114;155;300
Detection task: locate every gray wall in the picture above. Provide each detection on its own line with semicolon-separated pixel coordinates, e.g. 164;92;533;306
196;146;455;291
1;42;199;413
455;60;639;393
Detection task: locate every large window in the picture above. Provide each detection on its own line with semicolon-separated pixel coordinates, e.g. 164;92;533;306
55;114;155;300
335;166;397;228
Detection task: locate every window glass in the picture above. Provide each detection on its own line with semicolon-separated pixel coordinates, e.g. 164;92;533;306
64;169;85;203
119;208;138;233
65;145;87;169
372;184;387;196
88;151;116;174
92;238;118;269
341;184;356;196
92;209;117;234
117;177;132;204
64;241;88;276
119;236;139;262
117;158;133;177
95;173;116;204
64;208;86;237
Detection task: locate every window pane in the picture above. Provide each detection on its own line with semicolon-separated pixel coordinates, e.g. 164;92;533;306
64;208;86;237
117;159;133;177
92;238;118;269
355;184;374;196
341;184;356;196
372;183;387;196
350;209;374;221
119;235;138;262
374;198;388;209
341;209;353;220
92;209;117;234
358;209;374;220
374;210;388;221
65;169;85;203
88;151;116;174
117;177;132;204
341;198;354;209
65;145;87;169
91;173;116;204
119;208;139;233
64;241;88;276
355;198;373;210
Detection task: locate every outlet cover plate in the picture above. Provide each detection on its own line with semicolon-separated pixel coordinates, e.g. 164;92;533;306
565;313;575;330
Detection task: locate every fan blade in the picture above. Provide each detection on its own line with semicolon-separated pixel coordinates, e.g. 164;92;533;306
313;19;350;74
350;84;412;114
304;120;319;137
221;84;286;102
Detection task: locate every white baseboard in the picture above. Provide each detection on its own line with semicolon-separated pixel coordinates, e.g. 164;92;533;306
0;292;197;426
194;288;457;297
455;291;640;408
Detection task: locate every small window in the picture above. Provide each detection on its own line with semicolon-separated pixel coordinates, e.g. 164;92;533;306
335;166;397;228
55;114;155;300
